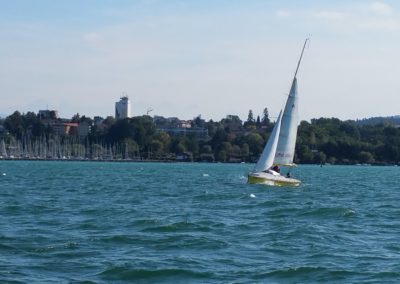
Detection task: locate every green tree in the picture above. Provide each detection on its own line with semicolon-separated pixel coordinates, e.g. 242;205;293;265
4;111;24;139
106;118;135;142
297;145;314;163
192;115;205;128
241;143;250;160
206;120;221;137
313;151;327;164
261;107;270;126
153;132;171;152
187;138;200;158
244;110;255;128
245;132;264;157
358;151;374;164
210;128;227;150
247;110;254;123
130;116;156;151
103;116;116;127
151;140;164;156
176;143;186;154
216;150;227;162
256;115;261;128
201;145;212;154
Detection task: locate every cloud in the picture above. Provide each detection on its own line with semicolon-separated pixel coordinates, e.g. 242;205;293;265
358;18;400;31
297;1;399;32
275;10;291;18
312;11;346;21
353;1;399;32
82;32;100;43
368;1;393;16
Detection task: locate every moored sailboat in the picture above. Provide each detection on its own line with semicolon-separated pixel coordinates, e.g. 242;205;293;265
247;39;308;186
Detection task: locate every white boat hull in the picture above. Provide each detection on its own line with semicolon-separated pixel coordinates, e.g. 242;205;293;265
247;171;300;186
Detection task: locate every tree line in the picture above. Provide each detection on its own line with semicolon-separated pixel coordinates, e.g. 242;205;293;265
1;110;400;164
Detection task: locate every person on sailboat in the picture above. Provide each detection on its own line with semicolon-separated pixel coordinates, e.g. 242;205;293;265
272;165;280;173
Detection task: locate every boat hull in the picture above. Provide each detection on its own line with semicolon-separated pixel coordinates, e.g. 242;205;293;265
247;172;300;186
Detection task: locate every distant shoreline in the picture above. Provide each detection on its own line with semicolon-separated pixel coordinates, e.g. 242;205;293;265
0;157;174;163
0;158;398;167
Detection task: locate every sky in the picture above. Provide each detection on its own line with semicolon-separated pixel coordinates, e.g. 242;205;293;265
1;0;400;122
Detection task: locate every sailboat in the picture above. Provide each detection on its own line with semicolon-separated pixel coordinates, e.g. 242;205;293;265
247;39;308;186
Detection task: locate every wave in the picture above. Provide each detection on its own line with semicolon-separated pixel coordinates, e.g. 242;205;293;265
0;242;16;251
141;220;213;233
253;266;361;282
300;207;356;218
98;232;228;250
33;241;80;253
99;267;213;282
256;267;400;282
99;235;144;245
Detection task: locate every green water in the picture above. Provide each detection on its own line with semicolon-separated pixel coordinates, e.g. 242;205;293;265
0;161;399;283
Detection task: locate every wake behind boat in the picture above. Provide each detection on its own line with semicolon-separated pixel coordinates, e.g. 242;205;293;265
248;39;309;186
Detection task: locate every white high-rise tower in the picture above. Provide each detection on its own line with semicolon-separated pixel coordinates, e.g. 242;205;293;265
115;96;131;119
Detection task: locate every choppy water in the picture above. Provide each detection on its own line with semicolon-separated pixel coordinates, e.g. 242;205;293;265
0;161;399;283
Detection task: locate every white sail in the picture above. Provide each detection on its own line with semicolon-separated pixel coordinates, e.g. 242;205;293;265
253;110;283;172
274;77;299;166
248;38;308;186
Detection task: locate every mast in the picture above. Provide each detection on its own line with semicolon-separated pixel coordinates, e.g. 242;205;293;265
274;38;308;167
294;38;309;78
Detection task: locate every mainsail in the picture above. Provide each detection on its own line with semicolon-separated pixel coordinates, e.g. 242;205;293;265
273;77;299;166
273;38;308;166
253;110;282;172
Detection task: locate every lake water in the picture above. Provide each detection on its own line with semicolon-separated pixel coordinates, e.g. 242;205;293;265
0;161;399;283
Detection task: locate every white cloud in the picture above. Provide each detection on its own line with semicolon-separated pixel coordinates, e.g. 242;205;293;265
354;1;399;32
299;2;399;33
313;11;346;21
82;32;100;43
358;18;400;31
275;10;291;18
368;1;393;16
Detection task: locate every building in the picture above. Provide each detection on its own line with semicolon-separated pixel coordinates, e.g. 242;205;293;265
157;127;208;138
93;116;104;126
153;115;208;138
153;116;191;129
77;121;91;137
52;122;79;136
38;110;59;120
115;96;131;119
